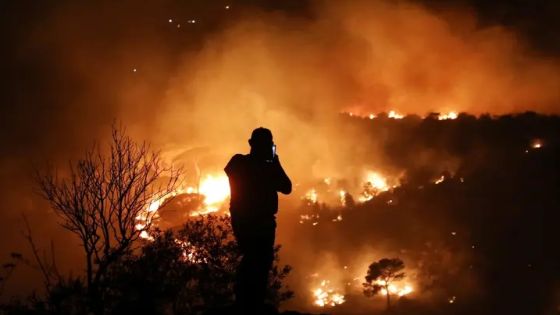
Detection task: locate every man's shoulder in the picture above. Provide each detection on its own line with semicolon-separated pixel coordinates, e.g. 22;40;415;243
225;154;249;174
229;154;249;164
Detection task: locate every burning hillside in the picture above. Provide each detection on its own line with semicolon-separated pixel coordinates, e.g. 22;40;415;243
128;112;560;314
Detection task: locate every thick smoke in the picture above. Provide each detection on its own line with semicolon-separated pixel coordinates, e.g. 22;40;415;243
155;0;560;184
150;1;559;311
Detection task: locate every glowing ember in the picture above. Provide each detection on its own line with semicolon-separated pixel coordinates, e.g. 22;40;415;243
530;139;543;149
339;190;347;206
376;280;414;297
305;189;319;204
434;175;445;184
438;111;458;120
175;239;205;264
313;280;346;307
299;213;320;224
388;110;404;119
369;113;376;119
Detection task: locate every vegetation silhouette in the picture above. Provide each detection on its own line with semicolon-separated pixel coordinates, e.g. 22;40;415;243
35;124;181;303
0;216;293;315
363;258;406;311
15;125;293;315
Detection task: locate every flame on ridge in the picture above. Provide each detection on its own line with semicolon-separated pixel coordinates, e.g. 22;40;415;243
438;111;458;120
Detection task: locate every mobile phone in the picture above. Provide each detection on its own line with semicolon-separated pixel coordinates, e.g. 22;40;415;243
272;144;277;159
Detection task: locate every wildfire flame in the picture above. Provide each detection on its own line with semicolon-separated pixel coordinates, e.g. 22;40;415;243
312;280;346;307
388;110;405;119
305;189;319;204
339;190;347;206
365;172;390;192
437;111;458;120
344;110;459;121
376;280;414;297
194;174;230;215
359;171;391;202
136;173;231;239
175;239;205;264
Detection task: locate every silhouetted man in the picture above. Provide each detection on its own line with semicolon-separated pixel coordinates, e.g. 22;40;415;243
224;127;292;314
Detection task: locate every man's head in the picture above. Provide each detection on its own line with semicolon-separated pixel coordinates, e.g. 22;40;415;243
249;127;274;159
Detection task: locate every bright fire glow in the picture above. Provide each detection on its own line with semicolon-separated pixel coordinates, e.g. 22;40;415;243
388;110;404;119
313;280;346;307
339;190;347;206
359;171;391;202
305;189;319;204
366;172;390;191
137;173;231;239
434;175;445;184
175;239;205;264
299;213;320;224
376;280;414;297
438;111;458;120
531;139;543;149
197;174;230;213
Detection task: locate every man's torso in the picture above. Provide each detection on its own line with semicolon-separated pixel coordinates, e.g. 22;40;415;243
225;154;279;221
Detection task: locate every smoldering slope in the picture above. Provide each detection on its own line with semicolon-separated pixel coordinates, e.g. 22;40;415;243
0;0;558;309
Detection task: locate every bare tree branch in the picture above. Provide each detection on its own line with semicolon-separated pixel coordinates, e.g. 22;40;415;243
35;123;182;293
21;214;61;291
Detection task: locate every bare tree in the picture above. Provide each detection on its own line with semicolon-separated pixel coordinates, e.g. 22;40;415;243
36;125;181;294
363;258;406;311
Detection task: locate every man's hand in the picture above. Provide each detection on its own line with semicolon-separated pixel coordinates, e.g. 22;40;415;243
272;154;291;194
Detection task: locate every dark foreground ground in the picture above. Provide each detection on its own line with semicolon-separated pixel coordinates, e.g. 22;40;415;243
204;305;326;315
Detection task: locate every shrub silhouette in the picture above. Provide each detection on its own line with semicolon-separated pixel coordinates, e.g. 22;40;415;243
103;215;293;315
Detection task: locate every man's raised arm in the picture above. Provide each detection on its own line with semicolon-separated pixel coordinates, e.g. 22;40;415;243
273;156;292;194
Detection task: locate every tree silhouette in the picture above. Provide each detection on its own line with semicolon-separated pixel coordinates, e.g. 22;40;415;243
363;258;406;311
36;125;181;298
